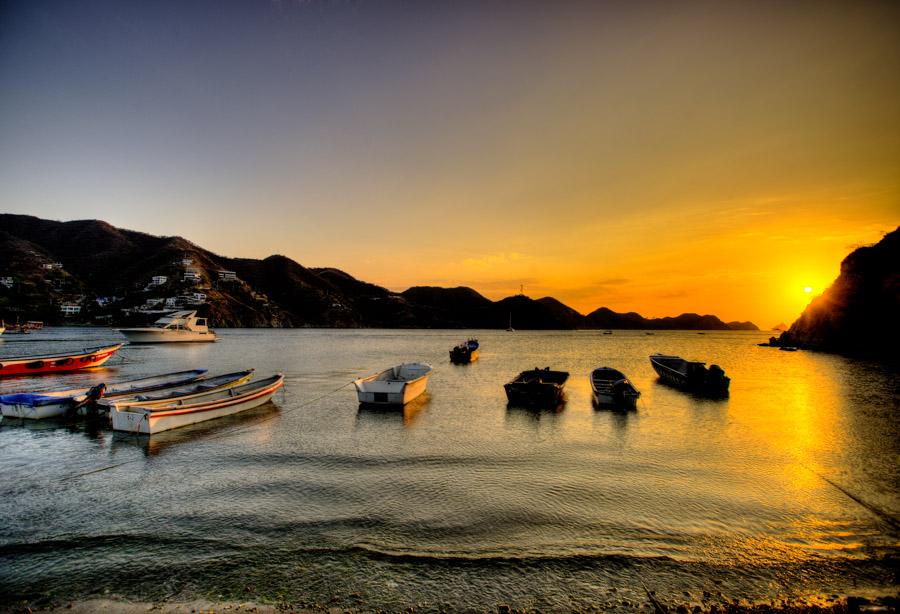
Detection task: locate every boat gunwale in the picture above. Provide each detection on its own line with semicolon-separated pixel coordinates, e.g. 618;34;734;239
114;375;284;417
99;369;255;407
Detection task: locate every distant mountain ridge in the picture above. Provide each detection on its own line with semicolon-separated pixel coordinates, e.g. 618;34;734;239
0;214;757;330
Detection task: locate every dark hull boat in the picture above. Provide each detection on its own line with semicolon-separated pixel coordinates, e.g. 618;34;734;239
504;367;569;407
449;339;479;364
649;354;730;396
590;367;640;410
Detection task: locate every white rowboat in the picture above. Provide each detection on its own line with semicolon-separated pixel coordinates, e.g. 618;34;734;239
590;367;640;410
98;369;255;408
353;363;432;406
0;369;208;420
110;373;284;434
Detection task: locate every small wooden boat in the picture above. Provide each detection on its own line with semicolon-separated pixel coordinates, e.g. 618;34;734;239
0;343;123;376
649;354;730;396
590;367;640;410
504;367;569;407
449;339;479;364
110;373;284;434
0;369;209;419
97;369;254;408
353;363;432;406
118;311;216;343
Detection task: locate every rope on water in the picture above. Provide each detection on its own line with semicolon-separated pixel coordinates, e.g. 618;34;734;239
799;462;900;532
59;459;142;481
57;379;356;481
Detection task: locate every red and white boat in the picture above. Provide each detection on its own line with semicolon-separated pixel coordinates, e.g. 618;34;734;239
110;373;284;434
0;343;124;376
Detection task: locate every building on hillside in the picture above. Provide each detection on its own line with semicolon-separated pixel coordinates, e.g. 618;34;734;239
42;262;63;271
183;269;202;283
217;270;237;281
150;275;168;286
0;276;13;288
60;304;82;316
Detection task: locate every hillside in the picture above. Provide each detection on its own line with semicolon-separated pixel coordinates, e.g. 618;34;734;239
779;226;899;356
0;214;757;330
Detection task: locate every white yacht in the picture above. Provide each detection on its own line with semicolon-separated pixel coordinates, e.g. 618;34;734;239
118;310;217;343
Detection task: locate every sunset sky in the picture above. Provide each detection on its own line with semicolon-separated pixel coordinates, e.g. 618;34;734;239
1;1;897;327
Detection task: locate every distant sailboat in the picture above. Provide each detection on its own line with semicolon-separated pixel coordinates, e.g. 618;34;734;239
506;312;514;332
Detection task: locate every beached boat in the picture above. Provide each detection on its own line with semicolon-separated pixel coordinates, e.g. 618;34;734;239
353;363;432;406
649;354;730;396
97;369;254;408
118;311;216;343
0;369;208;419
110;373;284;434
504;367;569;407
0;343;123;377
590;367;640;410
449;339;479;364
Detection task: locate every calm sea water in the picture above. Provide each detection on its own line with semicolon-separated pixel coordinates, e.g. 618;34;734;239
1;328;897;610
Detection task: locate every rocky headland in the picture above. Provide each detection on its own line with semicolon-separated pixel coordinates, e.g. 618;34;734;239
778;226;899;356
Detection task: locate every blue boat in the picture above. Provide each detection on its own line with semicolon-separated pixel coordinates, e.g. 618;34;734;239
449;338;479;364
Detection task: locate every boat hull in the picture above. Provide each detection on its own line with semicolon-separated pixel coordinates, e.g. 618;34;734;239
649;355;730;396
0;344;123;376
449;347;479;364
504;382;564;407
591;390;639;410
111;377;283;434
119;329;216;343
504;368;569;408
0;397;73;420
355;374;430;405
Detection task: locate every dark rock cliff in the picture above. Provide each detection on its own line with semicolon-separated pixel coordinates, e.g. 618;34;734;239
780;227;899;356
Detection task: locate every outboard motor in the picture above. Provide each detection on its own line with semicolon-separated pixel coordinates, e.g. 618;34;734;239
69;383;107;418
611;379;630;405
706;365;729;394
85;383;107;402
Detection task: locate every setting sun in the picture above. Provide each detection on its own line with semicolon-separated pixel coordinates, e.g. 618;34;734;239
804;287;813;294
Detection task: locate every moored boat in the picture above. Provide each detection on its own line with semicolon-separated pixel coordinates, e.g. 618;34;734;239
97;369;254;409
110;373;284;434
504;367;569;407
649;354;730;396
0;368;208;419
0;343;123;377
449;339;479;364
118;311;216;343
353;363;432;406
590;367;640;410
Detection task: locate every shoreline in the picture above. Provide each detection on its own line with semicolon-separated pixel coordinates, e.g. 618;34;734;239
3;594;897;614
